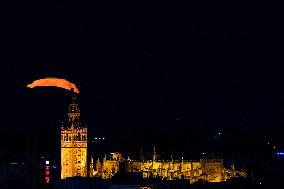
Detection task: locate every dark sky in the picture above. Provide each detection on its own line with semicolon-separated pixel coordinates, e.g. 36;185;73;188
1;1;284;152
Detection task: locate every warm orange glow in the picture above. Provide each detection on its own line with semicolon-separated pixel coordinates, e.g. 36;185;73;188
27;77;79;93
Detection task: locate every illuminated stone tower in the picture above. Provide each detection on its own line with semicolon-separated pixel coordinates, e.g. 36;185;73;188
61;93;87;179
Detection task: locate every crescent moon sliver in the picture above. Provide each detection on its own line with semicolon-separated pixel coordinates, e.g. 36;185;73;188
27;77;79;93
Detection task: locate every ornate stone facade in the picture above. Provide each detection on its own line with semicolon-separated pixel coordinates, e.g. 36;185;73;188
90;150;246;183
61;94;87;179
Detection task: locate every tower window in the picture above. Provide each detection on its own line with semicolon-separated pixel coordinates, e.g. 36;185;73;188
82;135;86;141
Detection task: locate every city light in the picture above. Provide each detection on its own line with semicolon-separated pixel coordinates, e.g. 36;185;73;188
276;152;284;156
45;165;50;184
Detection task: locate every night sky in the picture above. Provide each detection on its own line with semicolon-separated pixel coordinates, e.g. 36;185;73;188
1;1;284;154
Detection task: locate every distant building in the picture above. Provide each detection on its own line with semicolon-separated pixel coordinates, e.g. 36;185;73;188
61;94;87;179
90;148;247;184
201;158;224;182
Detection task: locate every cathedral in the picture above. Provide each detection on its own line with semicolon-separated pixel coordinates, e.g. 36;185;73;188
89;150;247;183
60;92;247;183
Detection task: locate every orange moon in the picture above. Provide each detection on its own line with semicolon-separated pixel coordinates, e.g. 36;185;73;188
27;77;79;93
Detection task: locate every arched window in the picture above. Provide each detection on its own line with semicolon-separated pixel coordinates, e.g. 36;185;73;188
78;133;81;141
82;135;86;141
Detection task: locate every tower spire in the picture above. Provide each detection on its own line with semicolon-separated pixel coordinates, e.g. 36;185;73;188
152;146;157;162
140;148;144;162
67;91;81;127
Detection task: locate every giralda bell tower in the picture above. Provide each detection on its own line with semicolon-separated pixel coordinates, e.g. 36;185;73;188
61;91;87;179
